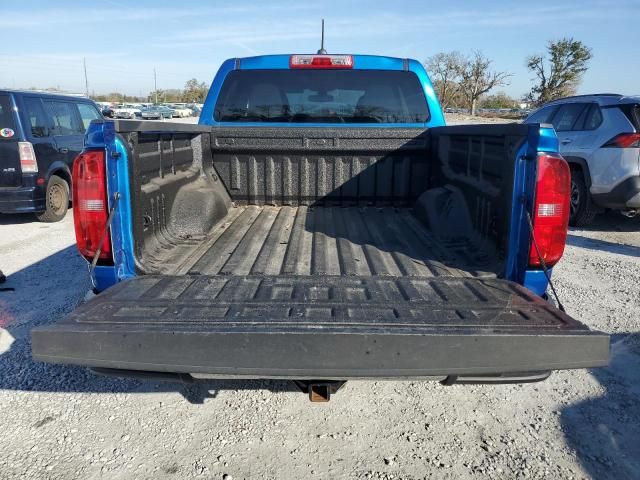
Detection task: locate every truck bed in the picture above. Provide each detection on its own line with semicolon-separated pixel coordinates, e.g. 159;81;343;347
31;121;610;383
172;205;496;278
129;125;523;279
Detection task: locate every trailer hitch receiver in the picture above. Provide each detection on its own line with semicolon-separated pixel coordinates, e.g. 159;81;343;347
294;380;346;402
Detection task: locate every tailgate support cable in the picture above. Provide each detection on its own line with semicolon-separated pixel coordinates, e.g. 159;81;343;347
525;211;565;312
88;192;121;286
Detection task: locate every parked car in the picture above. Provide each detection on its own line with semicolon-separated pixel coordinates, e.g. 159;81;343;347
100;105;115;118
188;104;202;116
95;102;114;118
33;54;608;401
167;104;193;117
524;94;640;226
141;105;175;119
0;90;102;222
113;104;141;119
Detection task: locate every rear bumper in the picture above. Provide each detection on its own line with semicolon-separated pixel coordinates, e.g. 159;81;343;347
90;368;552;386
32;275;610;379
34;328;608;379
592;176;640;209
0;185;45;213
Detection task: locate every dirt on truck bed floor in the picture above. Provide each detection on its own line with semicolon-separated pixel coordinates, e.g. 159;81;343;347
178;205;496;277
0;210;639;480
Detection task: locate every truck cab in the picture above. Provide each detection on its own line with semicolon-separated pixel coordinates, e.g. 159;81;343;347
32;54;609;400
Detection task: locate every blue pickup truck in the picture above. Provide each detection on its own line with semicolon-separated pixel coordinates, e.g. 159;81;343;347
33;54;608;401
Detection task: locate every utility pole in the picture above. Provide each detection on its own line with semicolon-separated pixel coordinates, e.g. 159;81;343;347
153;68;158;104
83;57;89;98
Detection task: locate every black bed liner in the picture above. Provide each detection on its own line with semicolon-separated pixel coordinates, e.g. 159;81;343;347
127;124;524;277
169;206;497;277
32;275;609;379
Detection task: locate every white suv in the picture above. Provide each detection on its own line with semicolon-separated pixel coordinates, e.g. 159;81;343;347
525;94;640;226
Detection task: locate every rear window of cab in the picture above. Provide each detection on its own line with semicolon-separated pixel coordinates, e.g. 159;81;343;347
214;69;430;124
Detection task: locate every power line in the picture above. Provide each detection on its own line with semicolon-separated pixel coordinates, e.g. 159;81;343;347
0;58;205;96
0;57;192;79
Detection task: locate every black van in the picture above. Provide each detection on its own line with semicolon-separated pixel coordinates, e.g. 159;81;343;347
0;90;103;222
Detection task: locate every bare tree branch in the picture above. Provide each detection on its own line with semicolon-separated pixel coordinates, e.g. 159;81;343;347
424;52;464;109
457;51;511;115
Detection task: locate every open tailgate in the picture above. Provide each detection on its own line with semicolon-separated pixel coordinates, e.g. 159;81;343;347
32;275;609;379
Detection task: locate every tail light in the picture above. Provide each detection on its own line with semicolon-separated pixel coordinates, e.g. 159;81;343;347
602;133;640;148
528;153;571;268
290;55;353;69
18;142;38;173
72;150;112;263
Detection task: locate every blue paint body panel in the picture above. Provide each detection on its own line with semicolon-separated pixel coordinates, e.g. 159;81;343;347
84;120;136;292
92;265;118;290
519;126;560;295
524;269;553;297
85;55;560;297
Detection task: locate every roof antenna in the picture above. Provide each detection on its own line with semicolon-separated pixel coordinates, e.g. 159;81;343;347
317;19;327;54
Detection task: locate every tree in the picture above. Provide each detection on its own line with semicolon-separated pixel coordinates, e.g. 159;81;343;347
479;92;518;109
182;78;208;103
425;52;464;109
526;38;592;106
148;89;165;104
457;51;511;116
93;92;145;103
149;89;182;103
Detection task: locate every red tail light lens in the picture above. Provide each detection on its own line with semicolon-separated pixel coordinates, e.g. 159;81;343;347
289;55;354;69
603;133;640;148
18;141;38;173
528;153;571;268
72;150;112;263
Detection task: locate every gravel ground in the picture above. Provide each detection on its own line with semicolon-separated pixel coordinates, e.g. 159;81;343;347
0;119;639;479
445;113;522;125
